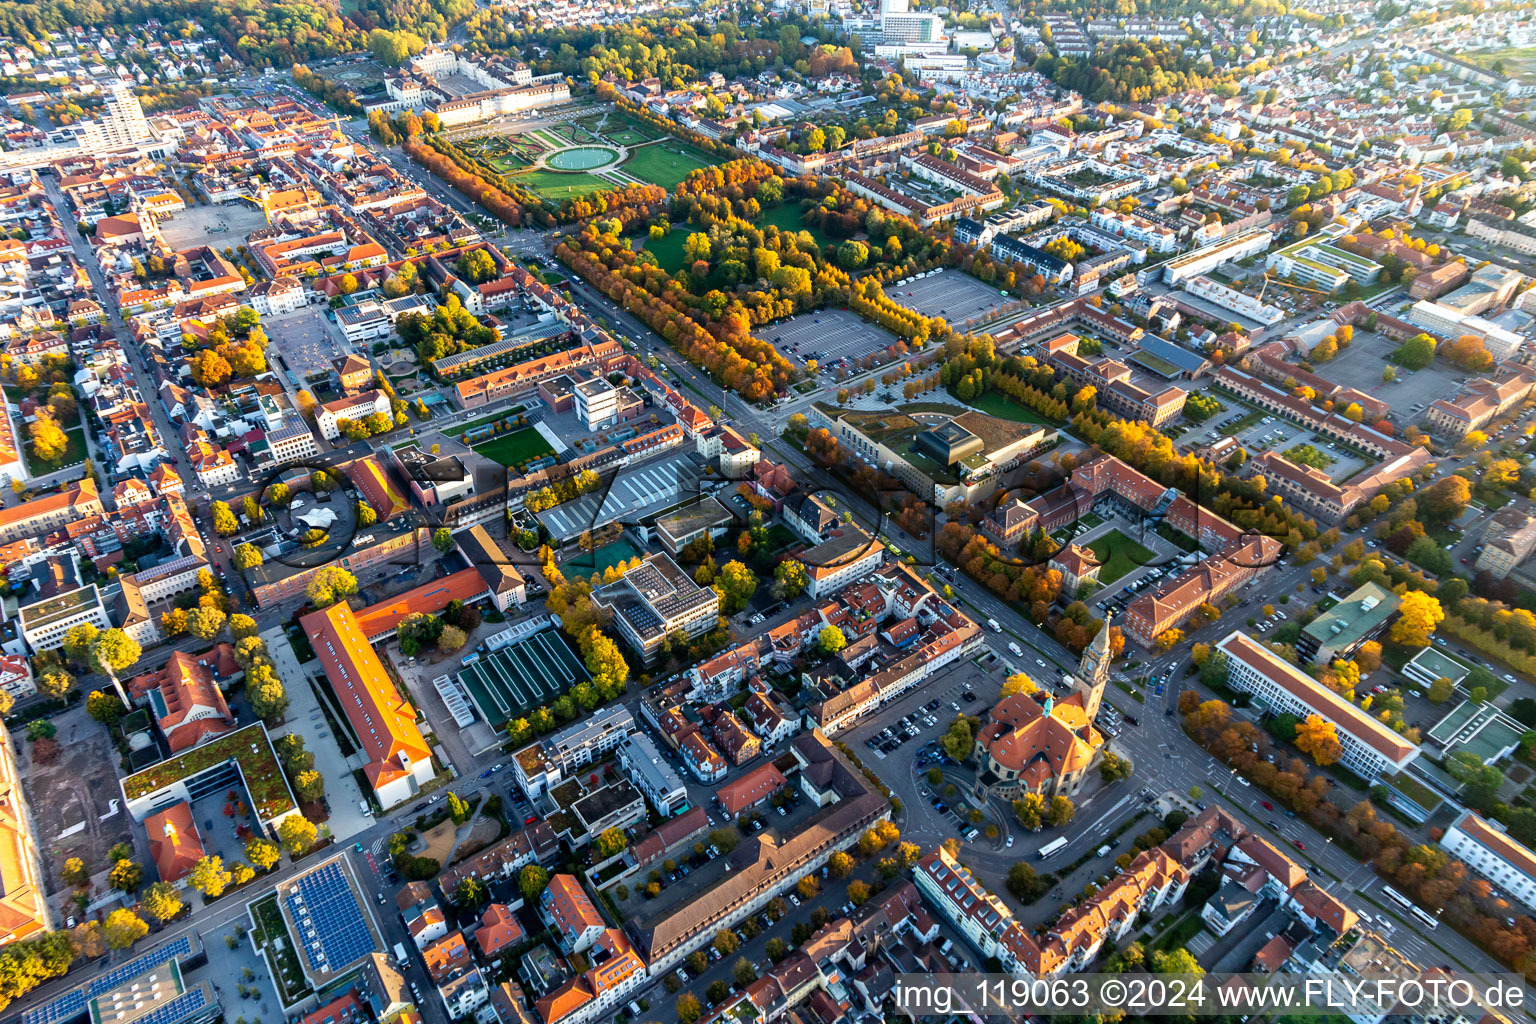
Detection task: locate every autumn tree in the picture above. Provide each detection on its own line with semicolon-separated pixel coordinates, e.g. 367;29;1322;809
1294;715;1343;766
1389;591;1444;647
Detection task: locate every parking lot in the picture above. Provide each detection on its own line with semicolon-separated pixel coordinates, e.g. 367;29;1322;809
1186;405;1374;482
1304;326;1473;424
766;308;899;372
886;269;1012;324
271;306;352;383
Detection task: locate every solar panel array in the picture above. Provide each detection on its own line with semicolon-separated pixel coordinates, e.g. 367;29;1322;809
284;862;375;975
23;936;198;1024
131;985;211;1024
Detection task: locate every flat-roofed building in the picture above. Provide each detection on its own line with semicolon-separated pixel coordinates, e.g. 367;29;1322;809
591;553;719;665
616;732;687;816
648;496;732;556
512;705;635;801
300;602;435;808
18;584;111;652
1440;810;1536;908
1296;582;1399;665
1215;630;1419;779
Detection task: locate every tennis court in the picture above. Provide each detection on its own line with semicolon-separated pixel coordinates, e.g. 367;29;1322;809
458;630;589;726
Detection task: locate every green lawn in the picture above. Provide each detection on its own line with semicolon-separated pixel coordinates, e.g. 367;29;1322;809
26;425;86;471
622;141;717;189
968;390;1060;427
474;427;555;467
1088;529;1155;584
640;229;690;274
513;168;614;201
758;203;834;249
453;407;526;438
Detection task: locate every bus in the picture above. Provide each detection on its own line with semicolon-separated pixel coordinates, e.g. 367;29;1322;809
1410;907;1440;930
1038;837;1069;860
1382;886;1413;910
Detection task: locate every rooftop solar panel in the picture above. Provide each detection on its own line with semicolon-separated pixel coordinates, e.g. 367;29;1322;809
22;937;198;1024
283;862;375;976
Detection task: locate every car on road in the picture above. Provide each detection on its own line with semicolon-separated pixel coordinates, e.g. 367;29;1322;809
1293;840;1306;851
1262;801;1273;810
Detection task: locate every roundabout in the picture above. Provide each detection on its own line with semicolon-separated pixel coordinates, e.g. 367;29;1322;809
539;144;626;173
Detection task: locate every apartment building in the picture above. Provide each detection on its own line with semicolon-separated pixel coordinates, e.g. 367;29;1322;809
1476;507;1536;579
0;477;103;544
511;705;636;801
1215;631;1419;779
616;732;688;816
1154;226;1272;287
1439;810;1536;908
1047;340;1187;426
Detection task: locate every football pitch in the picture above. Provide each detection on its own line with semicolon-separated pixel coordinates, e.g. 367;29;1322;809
458;630;589;726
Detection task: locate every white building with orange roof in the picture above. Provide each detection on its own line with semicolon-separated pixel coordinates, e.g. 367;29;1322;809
1441;810;1536;909
127;645;239;753
970;625;1112;800
0;655;32;702
300;602;435;808
1215;630;1419;780
317;389;392;440
534;928;645;1024
540;874;605;954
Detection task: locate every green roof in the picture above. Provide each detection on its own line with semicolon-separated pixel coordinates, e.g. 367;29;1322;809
1301;581;1399;654
121;721;296;822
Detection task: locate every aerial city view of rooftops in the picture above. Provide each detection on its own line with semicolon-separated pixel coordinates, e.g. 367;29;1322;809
0;1;1534;1023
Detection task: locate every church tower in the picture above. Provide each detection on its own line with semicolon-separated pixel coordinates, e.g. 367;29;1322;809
1075;619;1113;721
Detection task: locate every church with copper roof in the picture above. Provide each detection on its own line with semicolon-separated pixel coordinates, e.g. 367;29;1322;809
970;621;1113;800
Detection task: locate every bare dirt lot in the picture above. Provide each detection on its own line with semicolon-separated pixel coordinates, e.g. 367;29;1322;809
20;709;134;896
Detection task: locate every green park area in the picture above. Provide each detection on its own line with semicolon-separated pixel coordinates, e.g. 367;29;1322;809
1461;46;1536;82
1088;529;1155;584
641;228;690;274
622;140;717;189
475;427;555;467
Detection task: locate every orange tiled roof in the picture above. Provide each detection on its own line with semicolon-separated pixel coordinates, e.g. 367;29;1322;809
300;603;431;791
352;568;488;642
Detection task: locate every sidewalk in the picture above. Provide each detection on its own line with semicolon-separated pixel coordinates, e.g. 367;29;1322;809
262;627;373;840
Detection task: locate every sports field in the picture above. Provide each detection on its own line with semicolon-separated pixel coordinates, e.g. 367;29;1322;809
1088;529;1154;584
459;630;589;726
475;427;554;467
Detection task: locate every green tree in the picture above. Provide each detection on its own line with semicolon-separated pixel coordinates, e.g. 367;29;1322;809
232;544;263;570
86;691;127;726
447;792;472;825
61;858;89;888
433;527;454;553
818;625;848;656
519;864;550;901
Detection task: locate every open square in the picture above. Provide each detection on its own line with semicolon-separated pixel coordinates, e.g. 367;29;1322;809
886;269;1012;324
458;629;590;726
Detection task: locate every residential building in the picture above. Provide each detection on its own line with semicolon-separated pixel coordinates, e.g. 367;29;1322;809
541;875;605;954
511;705;635;801
1215;631;1419;779
532;928;644;1024
616;732;687;816
1477;507;1536;579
